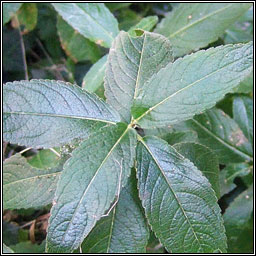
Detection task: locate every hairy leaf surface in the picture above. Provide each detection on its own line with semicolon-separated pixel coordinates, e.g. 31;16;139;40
46;123;136;253
3;153;63;209
132;42;253;128
155;3;252;56
81;171;149;253
136;136;226;253
179;108;253;164
105;31;173;122
3;79;120;148
52;3;119;48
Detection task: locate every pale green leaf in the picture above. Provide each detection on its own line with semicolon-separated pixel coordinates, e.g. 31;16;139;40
173;142;220;199
233;96;252;143
178;108;253;164
128;16;159;36
57;16;101;63
46;123;137;253
105;31;173;122
155;3;252;56
52;3;119;48
223;185;253;253
82;55;108;92
3;153;64;209
132;42;253;129
136;136;227;253
81;171;149;253
219;163;251;197
3;79;120;148
3;3;23;25
232;72;253;93
3;244;14;253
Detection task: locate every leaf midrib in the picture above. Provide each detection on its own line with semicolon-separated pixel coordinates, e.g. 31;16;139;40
191;118;253;162
60;126;130;247
169;4;233;39
139;138;202;251
135;48;251;122
4;111;117;125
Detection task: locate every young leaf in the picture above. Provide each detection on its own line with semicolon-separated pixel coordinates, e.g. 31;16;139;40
132;42;253;129
155;3;252;57
3;79;120;148
173;142;220;199
52;3;119;48
81;171;149;253
128;16;159;36
3;153;64;209
46;123;136;253
3;3;23;25
136;136;227;253
105;31;173;122
82;55;108;93
223;185;253;253
233;96;252;143
57;16;101;63
179;108;253;164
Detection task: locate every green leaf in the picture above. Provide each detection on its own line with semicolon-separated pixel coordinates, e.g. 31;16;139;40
3;79;120;148
173;142;220;199
82;55;108;93
219;163;251;197
27;149;60;169
46;123;137;253
16;3;38;32
233;96;252;143
232;72;253;93
10;241;46;253
52;3;119;48
128;16;159;36
223;186;253;253
3;3;23;25
179;108;253;164
132;42;253;128
105;3;132;12
161;130;198;145
3;244;14;253
155;3;252;57
57;16;101;63
136;136;227;253
81;170;149;253
105;31;173;122
3;153;64;209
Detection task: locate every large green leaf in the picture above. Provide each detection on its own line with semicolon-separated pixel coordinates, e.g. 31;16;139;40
3;3;23;25
173;142;220;199
81;171;149;253
155;3;252;57
232;72;253;93
233;96;252;143
82;55;108;93
132;42;253;129
223;186;253;253
136;136;226;253
46;123;137;253
179;108;253;164
52;3;119;48
3;79;120;148
3;153;64;209
57;16;101;63
105;31;173;122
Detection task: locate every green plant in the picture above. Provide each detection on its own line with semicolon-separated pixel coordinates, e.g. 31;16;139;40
3;3;253;254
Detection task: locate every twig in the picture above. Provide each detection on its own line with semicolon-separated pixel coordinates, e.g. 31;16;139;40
49;148;61;158
19;147;32;155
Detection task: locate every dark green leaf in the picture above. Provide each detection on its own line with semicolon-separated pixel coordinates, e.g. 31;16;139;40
81;171;149;253
52;3;119;48
173;142;220;198
10;241;46;253
46;123;137;253
136;136;226;253
132;42;253;128
155;3;252;56
105;31;173;122
3;79;120;148
106;3;132;12
161;130;198;145
3;153;64;209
